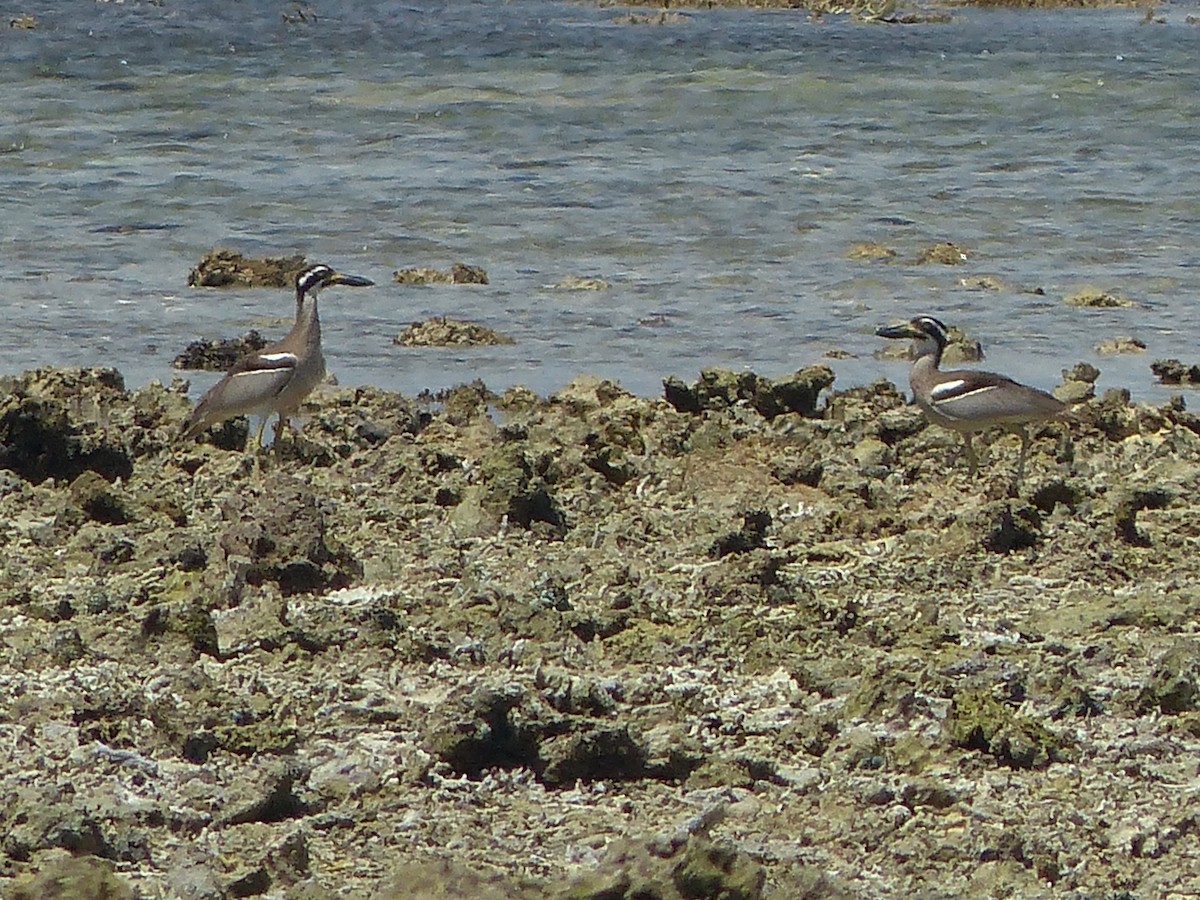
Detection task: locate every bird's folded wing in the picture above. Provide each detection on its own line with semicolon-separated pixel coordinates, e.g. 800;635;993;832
211;352;298;410
930;371;1061;424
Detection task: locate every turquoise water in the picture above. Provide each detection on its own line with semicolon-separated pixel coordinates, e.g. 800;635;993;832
3;1;1198;401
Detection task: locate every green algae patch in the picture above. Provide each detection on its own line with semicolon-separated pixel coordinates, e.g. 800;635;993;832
673;838;766;900
10;856;135;900
1137;645;1200;714
945;687;1064;769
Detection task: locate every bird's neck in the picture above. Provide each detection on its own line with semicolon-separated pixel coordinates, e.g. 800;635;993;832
290;291;321;346
912;335;943;369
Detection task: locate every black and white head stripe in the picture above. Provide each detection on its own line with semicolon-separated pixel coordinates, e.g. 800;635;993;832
296;264;335;295
911;315;949;348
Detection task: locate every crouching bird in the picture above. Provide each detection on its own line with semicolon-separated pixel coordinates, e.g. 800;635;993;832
876;314;1066;480
182;263;374;448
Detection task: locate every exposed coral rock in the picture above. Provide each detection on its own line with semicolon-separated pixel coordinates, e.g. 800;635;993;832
393;262;489;285
0;367;133;484
845;241;896;261
9;856;135;900
1095;335;1147;355
213;474;363;596
945;687;1063;769
1064;287;1134;308
662;365;834;419
914;241;968;264
1151;358;1200;386
2;363;1200;898
395;317;515;347
875;322;983;364
187;249;307;288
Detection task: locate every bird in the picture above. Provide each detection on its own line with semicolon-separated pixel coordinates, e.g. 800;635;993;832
182;263;374;448
876;314;1066;479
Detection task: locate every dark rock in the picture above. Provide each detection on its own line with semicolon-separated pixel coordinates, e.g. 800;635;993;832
663;366;834;419
978;500;1042;554
1114;487;1172;546
541;725;648;785
425;684;544;777
68;470;134;524
182;731;220;764
141;601;220;657
754;366;836;419
1152;358;1200;385
1063;361;1101;384
709;510;771;558
477;444;567;536
221;762;311;826
0;368;133;484
1029;478;1084;514
172;330;268;372
214;476;362;595
1137;646;1200;714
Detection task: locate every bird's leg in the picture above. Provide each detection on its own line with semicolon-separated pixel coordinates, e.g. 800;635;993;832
1014;425;1031;483
962;433;978;476
273;414;291;449
253;416;269;450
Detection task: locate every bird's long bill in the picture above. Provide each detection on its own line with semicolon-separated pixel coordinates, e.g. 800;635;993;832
329;273;374;287
876;322;922;340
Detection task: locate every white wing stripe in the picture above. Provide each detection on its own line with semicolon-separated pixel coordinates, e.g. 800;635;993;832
932;381;1000;399
930;379;967;399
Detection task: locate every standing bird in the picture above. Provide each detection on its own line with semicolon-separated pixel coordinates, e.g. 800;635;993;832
182;263;374;448
876;315;1065;478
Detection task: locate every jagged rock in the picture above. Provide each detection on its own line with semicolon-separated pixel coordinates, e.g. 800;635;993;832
9;856;135;900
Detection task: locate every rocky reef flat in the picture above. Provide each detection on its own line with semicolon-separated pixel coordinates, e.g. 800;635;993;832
2;364;1200;899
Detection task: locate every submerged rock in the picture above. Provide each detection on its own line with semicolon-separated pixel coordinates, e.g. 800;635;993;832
393;262;489;285
1064;287;1134;308
395;317;515;347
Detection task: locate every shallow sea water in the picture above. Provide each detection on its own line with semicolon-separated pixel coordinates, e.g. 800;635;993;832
3;1;1200;403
